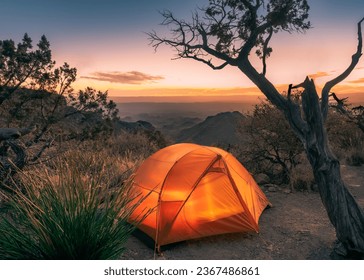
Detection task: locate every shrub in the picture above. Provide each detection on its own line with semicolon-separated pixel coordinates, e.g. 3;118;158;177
326;110;364;165
233;97;303;185
109;131;164;159
289;161;315;192
0;154;144;260
345;147;364;166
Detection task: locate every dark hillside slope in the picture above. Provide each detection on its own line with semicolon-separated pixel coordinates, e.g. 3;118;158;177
177;111;246;146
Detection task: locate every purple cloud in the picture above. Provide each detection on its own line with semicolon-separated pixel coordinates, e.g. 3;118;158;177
81;71;164;84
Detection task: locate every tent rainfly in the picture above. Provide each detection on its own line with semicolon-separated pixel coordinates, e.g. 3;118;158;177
128;143;271;250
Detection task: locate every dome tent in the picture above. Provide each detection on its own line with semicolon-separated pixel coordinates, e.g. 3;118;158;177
129;143;270;250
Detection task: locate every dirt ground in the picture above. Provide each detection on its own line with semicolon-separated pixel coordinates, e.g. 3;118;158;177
121;165;364;260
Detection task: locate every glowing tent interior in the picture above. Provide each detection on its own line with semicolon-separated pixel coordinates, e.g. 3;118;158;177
128;143;271;249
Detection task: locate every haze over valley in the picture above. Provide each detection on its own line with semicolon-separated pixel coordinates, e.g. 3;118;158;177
115;93;364;139
114;95;255;138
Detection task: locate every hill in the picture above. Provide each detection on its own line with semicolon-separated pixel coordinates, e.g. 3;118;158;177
176;111;246;146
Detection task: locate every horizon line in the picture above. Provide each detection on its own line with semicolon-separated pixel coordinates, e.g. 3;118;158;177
111;92;364;104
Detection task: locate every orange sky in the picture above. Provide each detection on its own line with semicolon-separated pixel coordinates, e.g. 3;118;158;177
68;16;364;101
2;1;364;102
71;33;364;100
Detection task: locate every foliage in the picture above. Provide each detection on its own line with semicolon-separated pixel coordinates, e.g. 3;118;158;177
0;151;143;260
0;34;119;179
107;131;165;159
230;101;364;188
0;129;159;259
0;34;53;101
327;99;364;166
289;161;315;192
326;109;364;166
149;0;310;73
329;93;364;134
239;96;304;184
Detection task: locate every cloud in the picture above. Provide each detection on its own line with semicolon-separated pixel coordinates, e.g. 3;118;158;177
308;71;331;79
348;77;364;84
81;71;164;84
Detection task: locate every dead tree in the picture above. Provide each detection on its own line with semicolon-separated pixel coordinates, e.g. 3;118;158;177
148;0;364;256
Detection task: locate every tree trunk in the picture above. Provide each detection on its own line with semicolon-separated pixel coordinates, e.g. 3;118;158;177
241;57;364;255
306;140;364;257
300;81;364;257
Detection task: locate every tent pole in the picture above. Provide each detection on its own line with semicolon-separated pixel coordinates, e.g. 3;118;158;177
222;159;259;232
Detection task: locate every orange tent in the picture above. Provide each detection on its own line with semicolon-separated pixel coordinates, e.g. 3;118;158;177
129;143;270;249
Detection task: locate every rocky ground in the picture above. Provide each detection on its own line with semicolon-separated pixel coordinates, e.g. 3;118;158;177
121;164;364;260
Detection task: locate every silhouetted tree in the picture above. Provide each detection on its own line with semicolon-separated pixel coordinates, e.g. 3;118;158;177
149;0;364;257
0;34;118;180
330;92;364;134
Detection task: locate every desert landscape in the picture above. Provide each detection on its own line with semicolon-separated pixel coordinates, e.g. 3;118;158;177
1;0;364;263
116;101;364;260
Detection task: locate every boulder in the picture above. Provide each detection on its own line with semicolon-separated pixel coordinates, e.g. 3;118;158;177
264;184;279;192
254;173;270;185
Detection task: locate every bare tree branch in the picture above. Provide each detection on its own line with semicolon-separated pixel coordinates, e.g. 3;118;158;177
237;22;272;61
185;54;229;70
321;17;364;121
287;84;293;100
330;92;364;133
262;27;273;75
197;25;238;65
30;138;54;163
330;92;348;113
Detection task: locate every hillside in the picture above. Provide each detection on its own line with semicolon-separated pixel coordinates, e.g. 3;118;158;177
176;111;246;146
116;101;255;139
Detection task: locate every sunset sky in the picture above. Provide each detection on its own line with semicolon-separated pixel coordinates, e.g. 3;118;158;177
1;0;364;100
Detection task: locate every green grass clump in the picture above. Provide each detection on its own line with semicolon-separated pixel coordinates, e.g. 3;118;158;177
0;156;141;260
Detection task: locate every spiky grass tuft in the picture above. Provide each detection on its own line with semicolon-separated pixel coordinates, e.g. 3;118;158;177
0;155;143;260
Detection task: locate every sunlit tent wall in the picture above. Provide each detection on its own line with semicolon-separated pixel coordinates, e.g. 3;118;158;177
129;143;270;248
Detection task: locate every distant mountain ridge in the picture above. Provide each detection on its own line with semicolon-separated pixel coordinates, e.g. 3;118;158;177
176;111;246;146
114;120;155;133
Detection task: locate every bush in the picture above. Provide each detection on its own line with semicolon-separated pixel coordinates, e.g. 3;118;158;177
233;97;303;185
0;153;145;260
326;110;364;165
110;131;165;159
289;162;315;192
345;148;364;166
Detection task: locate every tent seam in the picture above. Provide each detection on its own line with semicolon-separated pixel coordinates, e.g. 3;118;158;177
221;158;259;233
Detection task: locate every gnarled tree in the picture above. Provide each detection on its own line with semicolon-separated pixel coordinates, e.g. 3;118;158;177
149;0;364;257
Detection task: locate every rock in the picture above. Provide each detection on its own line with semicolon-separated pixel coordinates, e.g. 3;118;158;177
0;127;22;140
255;173;270;185
264;184;279;192
283;188;292;194
268;187;277;192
